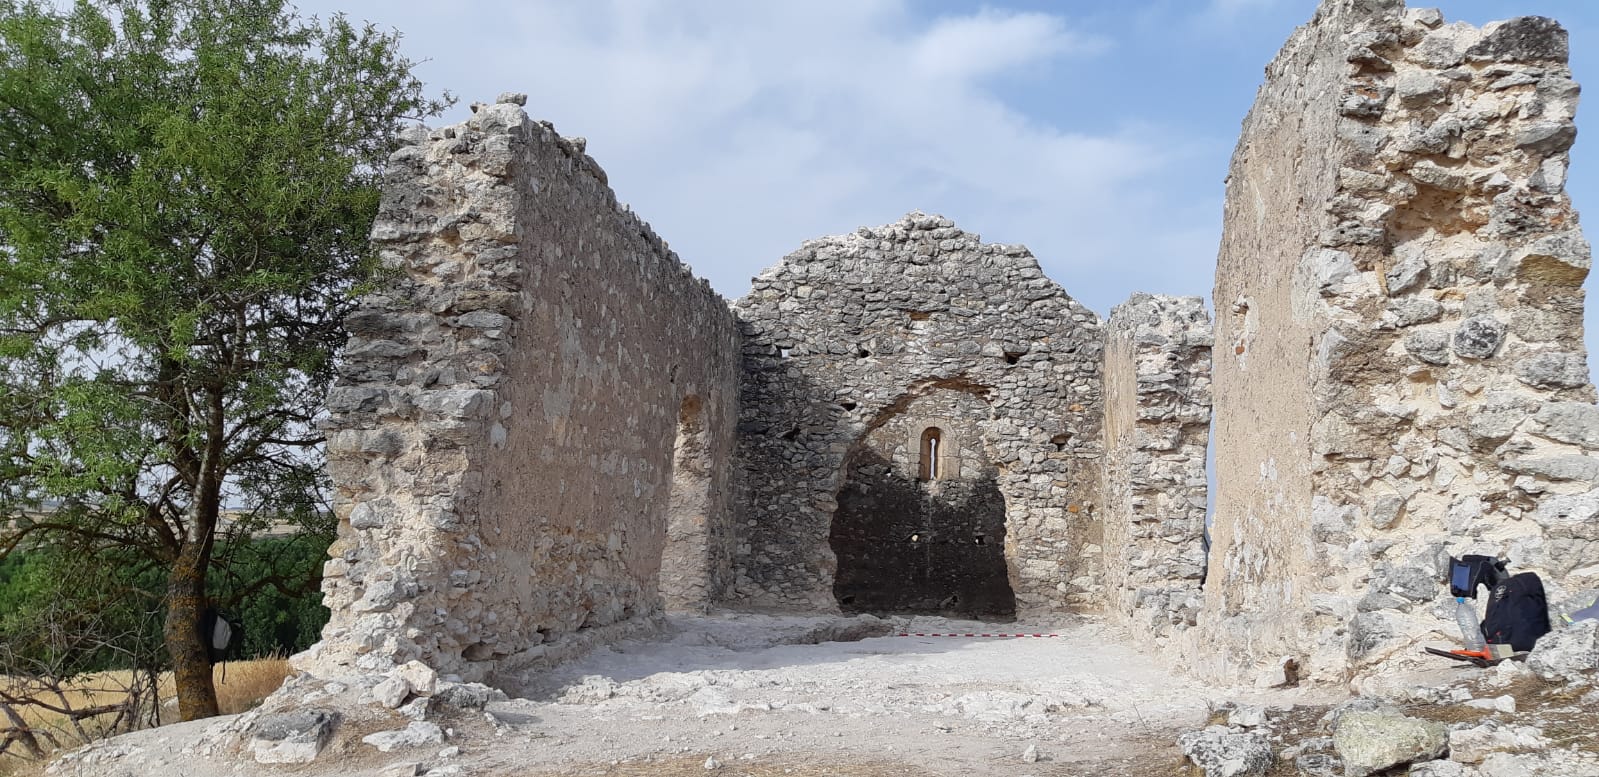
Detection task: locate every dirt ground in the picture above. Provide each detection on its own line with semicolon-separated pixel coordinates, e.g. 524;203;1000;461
41;613;1343;777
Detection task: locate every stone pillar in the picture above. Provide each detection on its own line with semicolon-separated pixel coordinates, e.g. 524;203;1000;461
1101;294;1212;650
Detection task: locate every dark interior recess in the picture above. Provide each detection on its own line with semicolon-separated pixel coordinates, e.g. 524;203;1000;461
829;449;1015;620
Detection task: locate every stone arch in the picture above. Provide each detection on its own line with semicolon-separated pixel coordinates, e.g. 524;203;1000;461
660;395;714;611
827;382;1015;619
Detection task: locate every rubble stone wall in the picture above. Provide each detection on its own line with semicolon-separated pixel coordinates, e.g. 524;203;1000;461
1207;0;1598;683
298;95;741;683
1101;294;1213;648
731;213;1105;616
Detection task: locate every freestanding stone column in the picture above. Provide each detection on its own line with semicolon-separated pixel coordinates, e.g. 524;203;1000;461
1207;0;1597;683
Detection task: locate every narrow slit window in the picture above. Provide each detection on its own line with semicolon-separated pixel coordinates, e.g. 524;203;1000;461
918;427;944;481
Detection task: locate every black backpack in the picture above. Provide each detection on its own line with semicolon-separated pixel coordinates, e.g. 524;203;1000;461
1480;572;1551;652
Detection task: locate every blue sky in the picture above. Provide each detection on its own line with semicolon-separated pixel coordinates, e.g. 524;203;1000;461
295;0;1599;346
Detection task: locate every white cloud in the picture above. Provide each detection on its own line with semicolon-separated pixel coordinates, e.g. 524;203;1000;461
298;0;1218;314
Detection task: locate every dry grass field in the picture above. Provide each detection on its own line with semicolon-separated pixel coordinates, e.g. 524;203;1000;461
0;657;289;775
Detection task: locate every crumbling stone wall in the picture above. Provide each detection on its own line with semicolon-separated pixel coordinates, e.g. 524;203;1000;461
732;213;1104;616
1101;294;1212;647
298;95;741;683
1207;0;1597;683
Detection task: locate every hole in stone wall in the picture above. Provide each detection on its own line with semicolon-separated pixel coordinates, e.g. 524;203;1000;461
1050;433;1070;451
856;346;872;358
1004;351;1024;365
659;395;715;612
908;533;920;543
973;534;985;545
781;427;800;441
840;400;858;411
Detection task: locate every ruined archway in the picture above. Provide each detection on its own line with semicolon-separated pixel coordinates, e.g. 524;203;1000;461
828;388;1015;619
661;395;714;611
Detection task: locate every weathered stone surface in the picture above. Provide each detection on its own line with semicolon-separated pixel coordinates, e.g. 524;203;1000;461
1527;619;1599;679
1333;710;1448;777
363;721;446;753
298;104;742;683
247;710;337;765
1204;0;1598;684
1177;726;1274;777
1102;294;1212;646
730;212;1105;616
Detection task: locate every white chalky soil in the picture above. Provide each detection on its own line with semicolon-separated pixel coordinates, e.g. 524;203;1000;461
470;613;1324;775
48;614;1333;777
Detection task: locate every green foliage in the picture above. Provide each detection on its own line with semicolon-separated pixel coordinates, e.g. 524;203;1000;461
211;534;333;659
0;0;447;713
0;533;333;672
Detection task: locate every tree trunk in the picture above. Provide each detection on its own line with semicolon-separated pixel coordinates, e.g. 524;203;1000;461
163;542;218;721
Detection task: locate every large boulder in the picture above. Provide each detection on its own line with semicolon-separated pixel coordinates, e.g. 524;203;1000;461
1177;726;1275;777
1333;710;1449;777
1527;619;1599;680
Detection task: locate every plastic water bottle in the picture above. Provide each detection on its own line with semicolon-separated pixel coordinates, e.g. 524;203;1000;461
1455;597;1485;651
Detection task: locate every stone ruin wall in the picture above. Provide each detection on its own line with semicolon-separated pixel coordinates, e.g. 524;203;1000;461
290;0;1599;694
731;214;1105;616
1100;294;1213;651
1207;0;1599;684
298;94;742;686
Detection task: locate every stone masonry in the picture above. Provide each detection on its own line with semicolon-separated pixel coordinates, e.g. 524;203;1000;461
1100;294;1213;648
292;0;1596;696
297;94;741;684
732;215;1106;617
1206;0;1598;683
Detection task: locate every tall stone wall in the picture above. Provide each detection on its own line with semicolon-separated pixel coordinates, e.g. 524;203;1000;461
1101;294;1212;648
297;95;741;684
731;213;1105;616
1207;0;1598;683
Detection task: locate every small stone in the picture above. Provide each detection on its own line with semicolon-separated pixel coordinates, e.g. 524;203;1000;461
1452;316;1506;360
396;660;440;696
248;710;338;765
363;721;446;753
704;756;722;770
496;92;528;106
1333;710;1448;777
373;676;411;709
1178;726;1274;777
438;745;461;758
1404;330;1451;365
1021;744;1040;763
1514;352;1589;389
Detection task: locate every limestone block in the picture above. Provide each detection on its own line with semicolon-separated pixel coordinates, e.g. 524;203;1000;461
1333;711;1448;777
247;710;337;765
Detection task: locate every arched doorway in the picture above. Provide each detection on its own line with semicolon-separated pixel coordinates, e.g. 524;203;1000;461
828;390;1014;619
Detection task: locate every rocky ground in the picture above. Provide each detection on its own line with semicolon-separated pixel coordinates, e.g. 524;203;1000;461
38;615;1599;777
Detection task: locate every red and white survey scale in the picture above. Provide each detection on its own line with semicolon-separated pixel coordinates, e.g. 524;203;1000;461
895;632;1060;638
